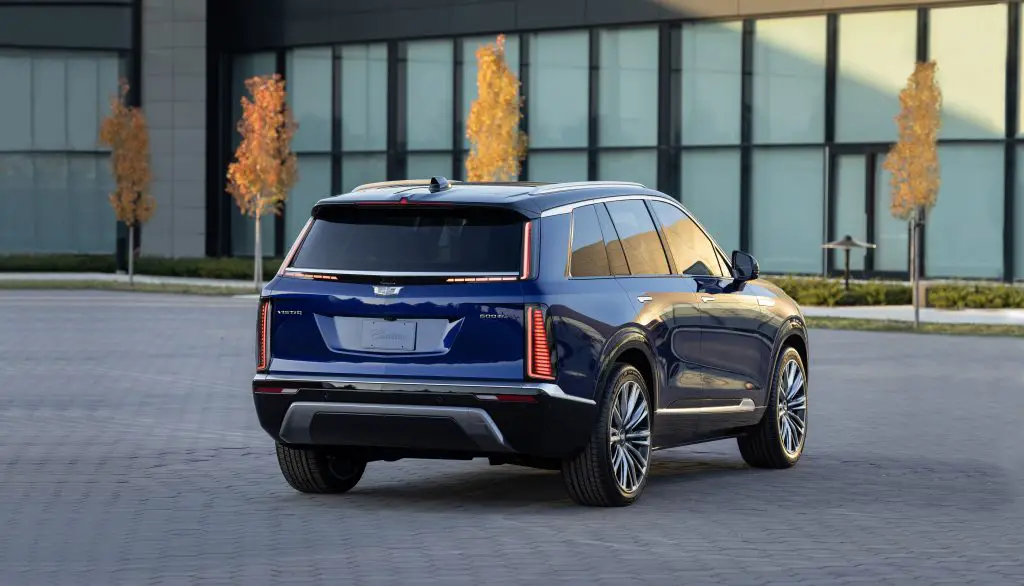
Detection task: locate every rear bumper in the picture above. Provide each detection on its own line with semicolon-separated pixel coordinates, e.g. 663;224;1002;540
252;374;597;459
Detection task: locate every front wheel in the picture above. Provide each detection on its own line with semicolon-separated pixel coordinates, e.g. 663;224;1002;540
562;364;653;507
275;442;367;494
737;346;807;468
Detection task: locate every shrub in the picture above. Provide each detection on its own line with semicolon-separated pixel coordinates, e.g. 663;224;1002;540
0;254;117;273
927;283;1024;310
766;277;911;308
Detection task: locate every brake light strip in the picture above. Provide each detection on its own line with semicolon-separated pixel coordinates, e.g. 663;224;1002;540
257;299;271;371
525;306;555;381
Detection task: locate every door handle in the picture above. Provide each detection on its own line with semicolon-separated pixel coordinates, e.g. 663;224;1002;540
637;295;653;303
700;296;715;303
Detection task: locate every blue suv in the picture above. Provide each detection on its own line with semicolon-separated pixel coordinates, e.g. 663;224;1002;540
253;177;809;507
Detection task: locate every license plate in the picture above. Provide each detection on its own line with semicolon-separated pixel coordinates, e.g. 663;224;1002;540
361;319;417;351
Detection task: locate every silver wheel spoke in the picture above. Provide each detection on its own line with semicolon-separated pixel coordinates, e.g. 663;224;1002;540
625;402;648;431
788;370;804;400
619;450;630;488
618;391;629;428
618;385;634;422
624;442;648;474
622;450;630;487
788;395;806;411
626;429;650;441
788;413;805;435
612;446;626;486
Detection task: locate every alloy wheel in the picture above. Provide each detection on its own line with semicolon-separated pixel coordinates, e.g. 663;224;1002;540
608;380;651;494
776;358;807;457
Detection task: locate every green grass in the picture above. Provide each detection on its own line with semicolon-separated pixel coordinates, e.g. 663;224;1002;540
806;316;1024;338
0;279;256;296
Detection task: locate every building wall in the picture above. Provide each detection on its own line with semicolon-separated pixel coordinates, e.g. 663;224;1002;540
217;0;1024;280
0;0;132;256
0;0;132;50
219;0;996;51
141;0;206;257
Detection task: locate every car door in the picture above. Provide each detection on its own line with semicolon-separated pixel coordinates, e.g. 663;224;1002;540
600;199;704;446
648;200;772;425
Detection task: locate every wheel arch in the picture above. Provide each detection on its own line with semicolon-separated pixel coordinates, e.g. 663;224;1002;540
762;318;809;406
596;327;659;408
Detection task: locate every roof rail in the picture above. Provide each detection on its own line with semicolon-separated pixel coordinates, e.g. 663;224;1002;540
531;180;646;195
351;178;463;192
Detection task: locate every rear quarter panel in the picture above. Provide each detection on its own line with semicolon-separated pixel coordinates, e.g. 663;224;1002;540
530;214;637;403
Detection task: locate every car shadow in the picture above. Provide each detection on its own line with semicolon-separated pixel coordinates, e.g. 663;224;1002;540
296;452;752;512
281;447;1016;515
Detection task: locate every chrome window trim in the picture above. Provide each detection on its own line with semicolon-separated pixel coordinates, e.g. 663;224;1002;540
548;193;733;278
541;194;656;218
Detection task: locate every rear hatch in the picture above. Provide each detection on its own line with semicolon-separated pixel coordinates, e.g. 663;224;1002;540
265;202;532;381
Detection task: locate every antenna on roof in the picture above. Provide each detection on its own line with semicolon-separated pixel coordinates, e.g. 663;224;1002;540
428;176;451;193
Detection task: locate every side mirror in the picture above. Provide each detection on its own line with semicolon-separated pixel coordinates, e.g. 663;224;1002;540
731;250;760;282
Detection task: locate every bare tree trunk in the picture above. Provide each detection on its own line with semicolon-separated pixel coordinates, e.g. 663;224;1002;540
254;215;262;292
128;224;135;287
909;218;919;330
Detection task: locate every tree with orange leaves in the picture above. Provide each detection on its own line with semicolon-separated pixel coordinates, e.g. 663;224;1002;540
465;35;527;182
99;78;155;286
227;74;298;291
882;60;942;328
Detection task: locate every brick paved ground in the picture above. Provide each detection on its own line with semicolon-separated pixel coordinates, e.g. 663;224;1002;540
1;290;1021;585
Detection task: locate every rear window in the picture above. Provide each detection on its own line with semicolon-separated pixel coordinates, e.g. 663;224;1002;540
289;205;525;274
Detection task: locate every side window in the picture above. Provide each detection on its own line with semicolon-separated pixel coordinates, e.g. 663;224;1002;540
569;205;611;277
605;200;671;276
649;200;725;277
594;204;631;276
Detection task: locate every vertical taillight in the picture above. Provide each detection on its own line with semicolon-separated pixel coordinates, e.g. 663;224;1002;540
525;305;556;381
256;298;271;372
520;220;533;280
278;218;314;276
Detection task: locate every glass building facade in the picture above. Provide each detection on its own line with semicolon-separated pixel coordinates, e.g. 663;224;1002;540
4;0;1024;282
0;50;124;254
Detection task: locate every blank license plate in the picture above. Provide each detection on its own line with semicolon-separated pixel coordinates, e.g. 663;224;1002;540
361;319;417;351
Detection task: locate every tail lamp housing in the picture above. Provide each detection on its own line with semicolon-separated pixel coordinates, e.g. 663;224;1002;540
256;298;271;372
525;305;556;381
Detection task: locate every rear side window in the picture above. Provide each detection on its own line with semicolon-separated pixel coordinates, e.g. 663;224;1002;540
569;205;611;277
595;204;630;276
605;200;671;276
649;201;725;277
290;206;524;274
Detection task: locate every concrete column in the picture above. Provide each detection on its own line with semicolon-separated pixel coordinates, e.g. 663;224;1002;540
141;0;206;257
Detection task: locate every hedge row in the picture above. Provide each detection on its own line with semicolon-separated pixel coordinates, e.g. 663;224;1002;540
2;254;1023;309
769;276;1024;310
0;254;283;281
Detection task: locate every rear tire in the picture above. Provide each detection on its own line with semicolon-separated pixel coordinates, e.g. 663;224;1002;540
737;346;807;469
275;442;367;494
561;364;652;507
